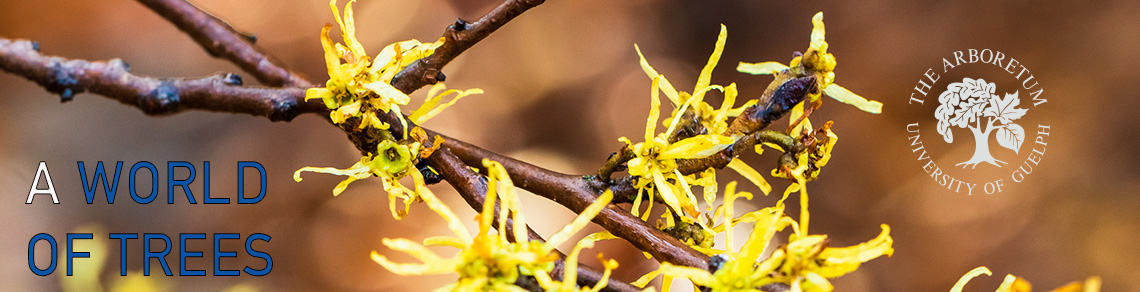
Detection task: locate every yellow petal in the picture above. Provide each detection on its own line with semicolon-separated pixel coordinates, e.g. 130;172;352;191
533;271;558;292
798;182;811;236
810;12;827;50
710;82;739;132
586;254;619;292
584;231;619;242
372;42;400;76
362;81;410;107
721;181;740;249
556;238;597;291
804;272;834;292
319;24;341;78
626;156;651;177
331;177;358;196
635;44;681;105
638;187;656;221
293;162;372;196
334;99;362;120
950;267;993;292
333;0;367;58
823;84;882;114
381;238;444;263
820;224;894;262
482;159;529;243
417;183;472;243
788;101;807;135
754;248;786;277
652;168;685;220
737;61;789;75
371;250;453;276
996;275;1033;292
658;134;735;159
727;159;772;195
694;24;727;92
816;126;839;167
1049;277;1102;292
641;76;664;142
659;263;715;288
727;99;758;117
412;83;448;120
672;168;701;219
395;39;433;65
700;170;719;211
817;224;894;277
410;84;483;124
737;205;788;263
632;269;661;288
545;190;613;250
422;236;466;248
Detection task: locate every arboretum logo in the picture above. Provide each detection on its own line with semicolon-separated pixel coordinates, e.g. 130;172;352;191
905;49;1049;195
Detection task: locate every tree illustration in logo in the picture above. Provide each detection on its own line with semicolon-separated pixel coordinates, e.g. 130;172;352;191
936;78;1028;168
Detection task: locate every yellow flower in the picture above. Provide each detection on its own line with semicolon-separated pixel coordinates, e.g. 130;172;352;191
951;267;1101;292
652;179;892;292
370;159;615;291
635;25;757;137
632;25;771;202
296;0;483;219
305;0;457;132
294;140;427;219
737;12;882;115
621;76;736;229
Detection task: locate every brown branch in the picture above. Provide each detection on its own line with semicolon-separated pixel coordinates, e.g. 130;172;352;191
424;72;815;266
137;0;312;88
0;38;324;121
438;75;815;201
304;69;815;280
440;134;711;269
391;0;545;93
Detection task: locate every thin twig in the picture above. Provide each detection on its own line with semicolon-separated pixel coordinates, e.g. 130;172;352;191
0;39;323;121
391;0;545;93
137;0;312;88
598;146;634;182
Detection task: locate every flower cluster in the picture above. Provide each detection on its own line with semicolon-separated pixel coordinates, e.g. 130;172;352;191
951;267;1101;292
621;12;873;256
295;0;481;219
617;13;895;291
644;180;893;292
371;159;616;291
623;25;765;250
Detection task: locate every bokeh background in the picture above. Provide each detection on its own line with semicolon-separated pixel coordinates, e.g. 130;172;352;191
2;0;1138;291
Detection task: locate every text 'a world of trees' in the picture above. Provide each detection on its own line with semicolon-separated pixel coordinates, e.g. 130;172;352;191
0;0;1102;291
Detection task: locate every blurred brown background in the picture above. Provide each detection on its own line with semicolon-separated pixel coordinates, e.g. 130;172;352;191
2;0;1138;291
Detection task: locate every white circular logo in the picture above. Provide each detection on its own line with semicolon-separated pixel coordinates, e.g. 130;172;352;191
905;49;1049;195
